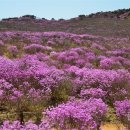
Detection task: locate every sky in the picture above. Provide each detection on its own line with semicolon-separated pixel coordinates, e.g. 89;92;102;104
0;0;130;20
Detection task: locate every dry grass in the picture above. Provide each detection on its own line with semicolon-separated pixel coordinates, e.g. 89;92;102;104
1;17;130;37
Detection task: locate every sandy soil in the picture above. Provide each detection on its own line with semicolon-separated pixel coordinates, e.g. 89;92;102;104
101;124;125;130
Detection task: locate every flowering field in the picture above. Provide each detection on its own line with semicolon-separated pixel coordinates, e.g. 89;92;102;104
0;31;130;130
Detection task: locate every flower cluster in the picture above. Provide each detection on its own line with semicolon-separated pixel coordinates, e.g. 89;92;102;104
8;46;19;56
46;98;107;130
115;100;130;119
24;44;52;54
80;88;107;99
0;120;51;130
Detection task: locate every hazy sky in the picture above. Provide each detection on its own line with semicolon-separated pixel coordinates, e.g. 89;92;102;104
0;0;130;19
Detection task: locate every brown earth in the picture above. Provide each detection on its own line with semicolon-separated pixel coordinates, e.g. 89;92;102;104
101;123;125;130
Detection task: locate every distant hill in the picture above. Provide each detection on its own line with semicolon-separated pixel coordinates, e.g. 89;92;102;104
0;8;130;37
88;8;130;19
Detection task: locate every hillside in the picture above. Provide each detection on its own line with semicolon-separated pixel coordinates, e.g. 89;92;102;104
0;8;130;37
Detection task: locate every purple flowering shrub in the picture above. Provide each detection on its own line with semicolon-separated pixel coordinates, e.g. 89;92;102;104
0;55;73;124
0;120;51;130
46;98;107;130
0;40;4;46
7;46;19;58
67;67;130;102
80;88;107;99
24;44;52;54
115;100;130;129
0;31;130;129
100;58;122;69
